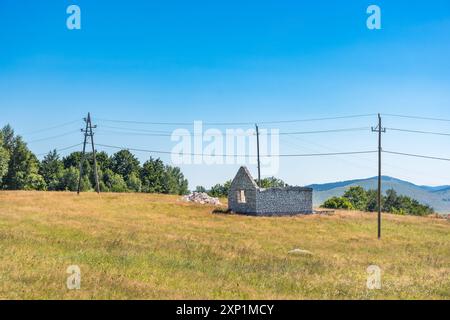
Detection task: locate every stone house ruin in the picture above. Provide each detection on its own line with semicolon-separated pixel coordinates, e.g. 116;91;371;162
228;166;313;216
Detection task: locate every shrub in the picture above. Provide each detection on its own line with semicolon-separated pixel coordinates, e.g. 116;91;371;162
102;169;127;193
126;172;142;192
343;186;368;210
208;180;231;198
322;187;434;216
258;177;287;188
322;197;354;210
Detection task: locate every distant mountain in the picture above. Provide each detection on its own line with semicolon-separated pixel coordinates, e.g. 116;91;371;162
307;176;450;214
419;185;450;192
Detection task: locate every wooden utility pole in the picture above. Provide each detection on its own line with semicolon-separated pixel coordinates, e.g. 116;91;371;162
255;124;261;187
371;113;385;239
77;112;100;194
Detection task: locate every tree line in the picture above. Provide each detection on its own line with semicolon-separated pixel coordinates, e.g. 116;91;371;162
0;125;189;194
321;186;434;216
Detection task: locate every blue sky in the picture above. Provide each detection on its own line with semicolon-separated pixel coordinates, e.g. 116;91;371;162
1;0;450;188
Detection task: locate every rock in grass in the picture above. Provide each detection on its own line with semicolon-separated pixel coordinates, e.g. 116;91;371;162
288;248;313;255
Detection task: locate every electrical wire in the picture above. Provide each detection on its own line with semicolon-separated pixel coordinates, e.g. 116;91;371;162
92;142;377;158
22;119;81;135
36;143;83;156
96;113;377;126
383;150;450;162
95;127;369;137
278;127;370;135
27;130;81;143
386;127;450;137
382;113;450;122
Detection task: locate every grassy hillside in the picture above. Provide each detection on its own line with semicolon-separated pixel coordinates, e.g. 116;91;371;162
0;191;448;299
311;176;450;213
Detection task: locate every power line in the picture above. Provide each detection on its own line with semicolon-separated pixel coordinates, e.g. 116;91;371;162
99;125;175;134
22;113;450;167
98;125;254;135
278;127;369;135
382;113;450;122
36;143;83;156
17;112;450;136
96;113;377;126
27;130;80;143
22;119;81;135
278;151;378;158
96;130;251;137
247;114;377;125
97;118;202;126
386;127;450;137
92;142;377;158
96;130;170;137
95;127;369;137
281;135;376;171
34;143;450;163
383;150;450;162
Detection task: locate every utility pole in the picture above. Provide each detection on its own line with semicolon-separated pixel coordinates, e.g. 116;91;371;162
371;113;386;239
77;112;100;194
255;124;261;187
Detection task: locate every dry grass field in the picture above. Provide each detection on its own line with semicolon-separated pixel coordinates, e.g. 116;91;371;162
0;191;448;299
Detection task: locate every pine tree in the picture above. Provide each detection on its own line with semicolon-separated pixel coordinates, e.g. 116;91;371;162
39;150;64;190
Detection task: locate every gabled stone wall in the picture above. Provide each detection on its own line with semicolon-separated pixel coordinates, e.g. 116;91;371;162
228;167;257;214
228;167;313;216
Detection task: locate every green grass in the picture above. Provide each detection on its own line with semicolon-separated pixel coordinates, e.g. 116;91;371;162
0;191;448;299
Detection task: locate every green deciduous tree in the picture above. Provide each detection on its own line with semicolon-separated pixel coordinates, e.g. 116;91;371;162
141;157;166;193
259;177;287;188
63;151;83;169
382;189;400;212
322;187;433;216
60;167;80;191
343;186;368;211
365;189;379;212
95;151;110;171
163;165;189;195
102;169;128;192
0;131;10;187
109;150;140;180
2;134;46;190
208;180;231;197
79;175;92;192
0;125;191;195
322;197;354;210
126;171;142;192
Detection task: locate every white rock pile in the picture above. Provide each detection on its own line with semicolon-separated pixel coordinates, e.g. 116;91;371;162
182;192;221;206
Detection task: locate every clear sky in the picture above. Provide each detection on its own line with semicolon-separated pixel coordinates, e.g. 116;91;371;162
1;0;450;188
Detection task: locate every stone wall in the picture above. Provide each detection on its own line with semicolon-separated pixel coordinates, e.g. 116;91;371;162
228;167;313;216
256;187;313;215
228;167;258;214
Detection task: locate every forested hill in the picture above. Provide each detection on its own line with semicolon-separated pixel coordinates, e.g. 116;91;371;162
309;176;450;213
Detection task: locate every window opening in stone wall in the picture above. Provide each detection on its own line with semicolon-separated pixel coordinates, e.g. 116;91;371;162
237;190;246;203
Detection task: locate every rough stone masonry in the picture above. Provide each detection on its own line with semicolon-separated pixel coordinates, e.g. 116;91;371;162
228;166;313;216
